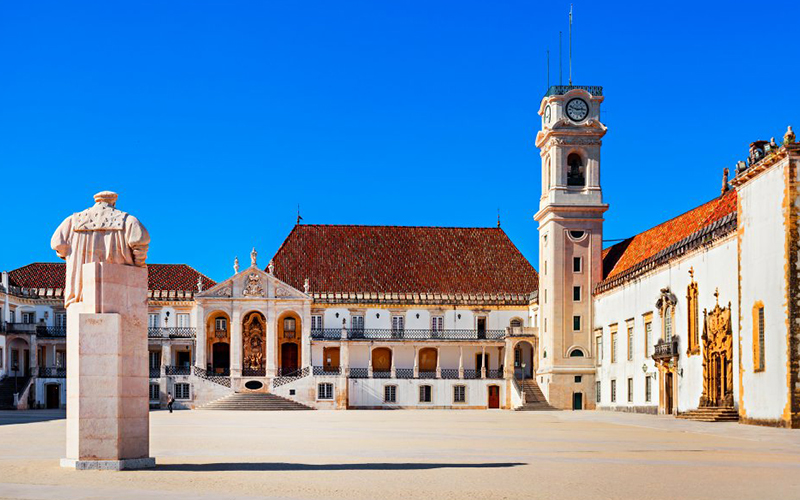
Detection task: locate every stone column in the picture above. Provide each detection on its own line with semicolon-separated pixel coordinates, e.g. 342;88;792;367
267;303;277;377
230;308;243;378
340;341;350;377
503;339;514;379
413;346;419;378
367;343;373;378
194;305;205;370
458;346;464;379
30;334;39;377
435;347;441;378
301;302;311;369
390;347;396;378
481;345;486;379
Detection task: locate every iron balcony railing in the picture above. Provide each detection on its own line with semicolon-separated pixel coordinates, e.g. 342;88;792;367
164;365;191;376
148;327;196;339
395;368;414;379
2;323;66;337
39;366;67;378
543;85;603;97
440;368;460;380
349;367;369;379
193;366;231;387
313;366;342;376
652;337;679;361
312;328;505;341
242;368;266;377
149;367;161;378
486;369;503;379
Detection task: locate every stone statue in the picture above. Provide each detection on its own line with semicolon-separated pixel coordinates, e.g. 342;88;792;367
197;276;203;292
304;277;310;294
251;247;258;267
234;256;240;274
721;168;729;195
268;259;275;275
785;125;796;145
51;191;150;307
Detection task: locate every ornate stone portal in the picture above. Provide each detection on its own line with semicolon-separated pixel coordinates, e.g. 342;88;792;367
699;289;734;408
243;312;266;373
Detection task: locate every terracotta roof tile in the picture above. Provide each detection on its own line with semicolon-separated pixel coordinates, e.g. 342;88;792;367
271;225;538;296
601;189;737;283
7;262;215;292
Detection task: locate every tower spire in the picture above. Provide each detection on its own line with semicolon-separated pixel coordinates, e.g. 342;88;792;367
569;4;573;86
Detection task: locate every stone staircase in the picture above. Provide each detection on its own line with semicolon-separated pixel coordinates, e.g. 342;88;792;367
0;376;30;410
199;392;314;411
677;406;739;422
515;379;559;411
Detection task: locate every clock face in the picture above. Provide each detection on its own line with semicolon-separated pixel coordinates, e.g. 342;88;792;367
544;105;551;124
566;98;589;122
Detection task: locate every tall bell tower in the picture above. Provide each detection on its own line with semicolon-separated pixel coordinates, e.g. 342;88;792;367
534;85;607;410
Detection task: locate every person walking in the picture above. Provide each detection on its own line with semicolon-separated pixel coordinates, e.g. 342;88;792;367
167;392;174;413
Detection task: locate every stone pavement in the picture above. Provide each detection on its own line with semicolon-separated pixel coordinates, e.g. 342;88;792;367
1;409;799;500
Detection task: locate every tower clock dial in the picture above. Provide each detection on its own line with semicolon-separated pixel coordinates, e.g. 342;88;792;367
566;98;589;122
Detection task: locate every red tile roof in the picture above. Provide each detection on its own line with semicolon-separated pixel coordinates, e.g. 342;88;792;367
271;225;538;298
7;262;215;293
600;189;737;288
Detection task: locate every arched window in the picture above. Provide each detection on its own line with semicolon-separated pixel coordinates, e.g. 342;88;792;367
567;153;585;187
546;158;552;189
569;348;585;357
284;317;296;333
510;318;523;328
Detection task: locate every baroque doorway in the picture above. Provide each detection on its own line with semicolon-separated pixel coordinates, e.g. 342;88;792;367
700;291;733;407
243;312;266;376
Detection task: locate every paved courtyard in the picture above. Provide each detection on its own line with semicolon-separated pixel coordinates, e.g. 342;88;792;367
0;409;799;500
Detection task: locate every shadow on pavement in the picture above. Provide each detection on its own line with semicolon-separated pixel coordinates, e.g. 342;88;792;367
0;409;66;426
151;462;526;472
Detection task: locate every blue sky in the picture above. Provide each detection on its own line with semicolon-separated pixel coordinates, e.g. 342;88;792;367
1;1;798;281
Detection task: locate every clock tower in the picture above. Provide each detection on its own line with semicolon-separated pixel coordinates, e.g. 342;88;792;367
534;85;607;410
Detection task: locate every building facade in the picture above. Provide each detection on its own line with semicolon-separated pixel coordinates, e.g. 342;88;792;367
2;85;799;427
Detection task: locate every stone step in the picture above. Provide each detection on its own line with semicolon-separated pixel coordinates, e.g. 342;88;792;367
677;407;739;422
200;392;314;411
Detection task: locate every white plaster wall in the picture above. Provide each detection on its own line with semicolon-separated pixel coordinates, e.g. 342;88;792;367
738;161;789;421
593;236;738;412
318;307;527;331
348;378;502;408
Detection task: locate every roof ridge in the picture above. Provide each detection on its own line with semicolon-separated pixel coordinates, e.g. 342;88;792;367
294;224;500;230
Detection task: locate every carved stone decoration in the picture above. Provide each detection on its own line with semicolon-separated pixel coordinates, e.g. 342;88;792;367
655;287;677;310
234;256;239;274
242;312;266;372
275;286;290;298
208;285;232;298
699;289;734;408
304;278;310;294
242;273;265;297
251;247;257;267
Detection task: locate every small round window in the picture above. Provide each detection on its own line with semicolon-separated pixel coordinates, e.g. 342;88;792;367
245;380;263;390
569;349;585;358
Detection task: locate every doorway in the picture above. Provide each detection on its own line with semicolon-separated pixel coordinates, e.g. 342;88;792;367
664;372;674;414
487;385;500;408
281;343;299;375
212;342;230;373
46;384;60;409
477;317;487;339
475;353;489;373
572;392;583;410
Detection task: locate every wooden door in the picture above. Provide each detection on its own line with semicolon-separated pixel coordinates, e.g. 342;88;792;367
665;373;673;414
572;392;583;410
488;385;500;408
46;384;60;409
281;343;299;374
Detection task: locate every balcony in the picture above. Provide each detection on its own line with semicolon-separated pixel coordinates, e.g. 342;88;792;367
164;365;191;376
317;366;506;380
39;366;67;378
148;327;196;339
311;328;505;341
543;85;603;97
149;367;161;378
2;323;66;337
652;337;679;361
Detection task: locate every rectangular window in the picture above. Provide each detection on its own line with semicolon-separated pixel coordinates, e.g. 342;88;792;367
215;317;227;332
419;385;432;403
573;315;581;332
56;350;66;368
755;306;766;371
0;348;3;368
351;315;365;332
645;375;652;402
38;346;46;367
627;377;633;403
55;312;66;328
22;311;35;324
177;313;190;328
595;332;603;365
431;316;444;332
574;375;582;383
573;286;581;302
627;324;634;361
149;351;161;370
148;313;159;328
611;380;617;403
645;320;653;357
174;383;190;400
317;382;334;400
384;385;397;403
665;309;673;341
391;315;405;333
453;385;466;403
149;383;160;401
611;330;618;363
596;381;601;403
573;256;582;273
311;315;323;331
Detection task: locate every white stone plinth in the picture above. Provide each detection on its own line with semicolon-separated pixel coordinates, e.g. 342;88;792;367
62;262;152;469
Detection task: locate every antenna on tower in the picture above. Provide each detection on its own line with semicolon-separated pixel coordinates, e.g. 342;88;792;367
569;4;573;86
497;208;501;228
559;31;563;85
296;204;303;225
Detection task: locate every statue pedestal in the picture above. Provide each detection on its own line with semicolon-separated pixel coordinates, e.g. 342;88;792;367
62;262;154;470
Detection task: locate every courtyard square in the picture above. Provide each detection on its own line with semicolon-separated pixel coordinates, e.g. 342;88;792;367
0;409;799;500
